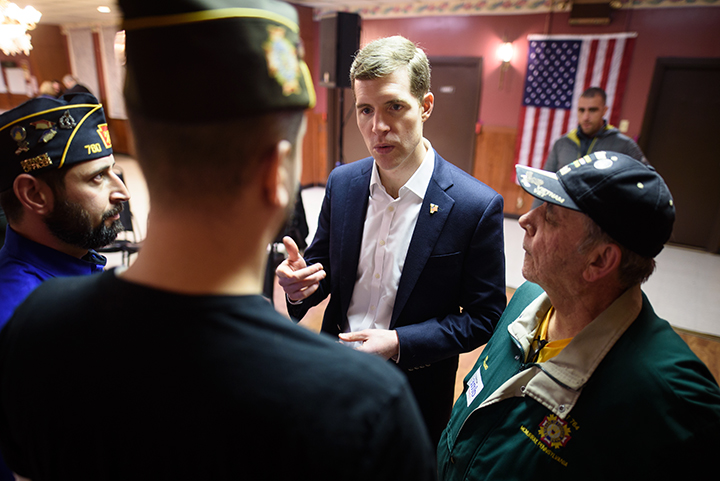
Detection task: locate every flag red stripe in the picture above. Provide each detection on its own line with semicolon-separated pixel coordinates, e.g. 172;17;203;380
584;40;599;91
561;108;571;140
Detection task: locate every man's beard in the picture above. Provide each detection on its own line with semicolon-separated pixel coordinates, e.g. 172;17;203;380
44;199;125;251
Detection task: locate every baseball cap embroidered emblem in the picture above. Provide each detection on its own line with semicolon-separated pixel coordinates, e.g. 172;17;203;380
520;170;567;205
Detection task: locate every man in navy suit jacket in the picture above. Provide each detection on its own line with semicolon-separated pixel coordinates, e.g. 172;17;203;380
277;35;506;445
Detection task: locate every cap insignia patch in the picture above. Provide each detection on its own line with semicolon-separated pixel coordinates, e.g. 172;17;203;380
96;123;112;149
538;414;572;449
21;153;52;173
263;26;301;96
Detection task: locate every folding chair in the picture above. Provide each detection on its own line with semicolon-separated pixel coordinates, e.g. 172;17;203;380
97;168;142;266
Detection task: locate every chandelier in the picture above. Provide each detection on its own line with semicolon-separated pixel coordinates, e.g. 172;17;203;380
0;1;41;56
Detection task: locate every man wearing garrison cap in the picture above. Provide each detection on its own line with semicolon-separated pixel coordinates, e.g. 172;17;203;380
0;93;129;327
438;152;720;479
0;1;435;480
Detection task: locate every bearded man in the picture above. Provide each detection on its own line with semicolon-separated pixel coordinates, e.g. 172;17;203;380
0;93;129;326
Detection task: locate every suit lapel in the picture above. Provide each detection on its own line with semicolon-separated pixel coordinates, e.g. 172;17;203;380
338;161;372;321
391;154;455;327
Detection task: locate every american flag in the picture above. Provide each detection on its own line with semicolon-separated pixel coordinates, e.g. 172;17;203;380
514;33;637;171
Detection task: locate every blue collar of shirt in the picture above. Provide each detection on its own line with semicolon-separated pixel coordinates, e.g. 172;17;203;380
1;225;107;277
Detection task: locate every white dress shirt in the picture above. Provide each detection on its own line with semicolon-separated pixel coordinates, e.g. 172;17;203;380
346;140;435;337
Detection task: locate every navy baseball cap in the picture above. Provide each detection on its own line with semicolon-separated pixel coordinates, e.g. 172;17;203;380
0;93;112;192
516;151;675;258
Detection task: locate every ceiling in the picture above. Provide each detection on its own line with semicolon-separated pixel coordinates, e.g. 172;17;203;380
14;0;395;27
13;0;119;26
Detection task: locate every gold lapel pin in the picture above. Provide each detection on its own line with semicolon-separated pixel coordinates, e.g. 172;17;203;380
430;203;439;215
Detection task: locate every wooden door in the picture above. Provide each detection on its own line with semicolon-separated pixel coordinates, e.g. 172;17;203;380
639;58;720;253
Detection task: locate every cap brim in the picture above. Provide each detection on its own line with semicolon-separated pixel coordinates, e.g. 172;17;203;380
516;165;581;211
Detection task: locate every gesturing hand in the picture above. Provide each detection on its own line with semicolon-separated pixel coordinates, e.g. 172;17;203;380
275;236;326;302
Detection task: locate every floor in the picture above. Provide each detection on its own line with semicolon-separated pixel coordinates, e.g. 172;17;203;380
113;156;720;397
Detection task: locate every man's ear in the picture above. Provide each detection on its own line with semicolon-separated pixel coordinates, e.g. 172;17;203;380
421;92;434;122
13;174;54;215
583;242;621;283
263;140;293;209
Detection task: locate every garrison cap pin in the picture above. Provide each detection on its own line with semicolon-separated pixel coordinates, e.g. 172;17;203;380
430;203;439;215
30;120;55;130
59;110;76;129
39;127;58;144
21;153;52;173
31;119;59;144
11;125;28;154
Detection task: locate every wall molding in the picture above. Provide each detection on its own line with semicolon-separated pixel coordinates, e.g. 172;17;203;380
312;0;720;20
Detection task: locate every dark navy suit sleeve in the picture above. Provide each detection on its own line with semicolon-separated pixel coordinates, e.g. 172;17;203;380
285;172;334;322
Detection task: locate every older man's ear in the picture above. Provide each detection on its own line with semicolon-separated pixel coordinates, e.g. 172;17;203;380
583;242;622;283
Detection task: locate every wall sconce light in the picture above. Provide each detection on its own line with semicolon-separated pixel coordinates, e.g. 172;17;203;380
497;41;513;90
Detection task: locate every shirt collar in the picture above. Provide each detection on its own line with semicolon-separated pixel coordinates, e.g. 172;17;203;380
544;286;642;387
2;225;107;275
369;138;435;200
506;286;642;417
510;286;642;389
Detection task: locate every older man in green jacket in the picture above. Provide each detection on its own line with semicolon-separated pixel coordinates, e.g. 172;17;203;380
439;151;720;479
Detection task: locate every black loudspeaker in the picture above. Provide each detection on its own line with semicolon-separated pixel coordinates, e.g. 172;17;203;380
319;12;361;89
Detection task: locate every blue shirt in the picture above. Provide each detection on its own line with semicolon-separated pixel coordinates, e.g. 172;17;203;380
0;226;106;328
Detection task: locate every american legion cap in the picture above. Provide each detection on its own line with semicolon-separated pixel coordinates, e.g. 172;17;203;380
118;0;316;122
516;151;675;258
0;93;113;192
